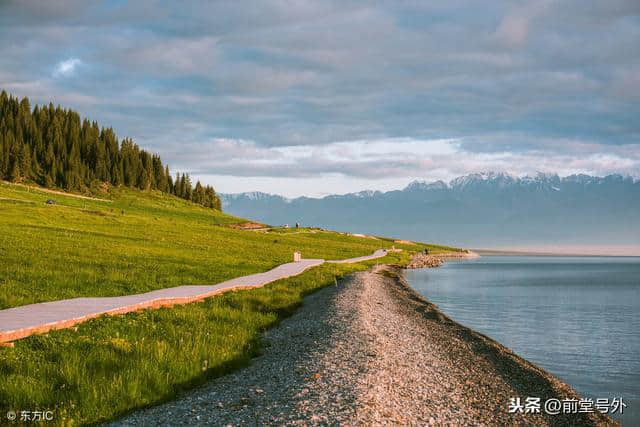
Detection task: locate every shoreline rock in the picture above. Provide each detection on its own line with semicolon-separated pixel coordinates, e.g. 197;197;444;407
405;253;444;268
405;250;479;269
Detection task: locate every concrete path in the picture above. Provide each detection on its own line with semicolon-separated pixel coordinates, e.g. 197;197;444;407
0;249;388;344
328;248;391;264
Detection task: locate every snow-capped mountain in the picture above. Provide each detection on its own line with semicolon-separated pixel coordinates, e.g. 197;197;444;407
449;171;517;189
220;191;289;209
220;173;640;247
404;180;448;191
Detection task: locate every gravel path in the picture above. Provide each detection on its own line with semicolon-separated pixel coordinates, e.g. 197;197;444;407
114;265;616;426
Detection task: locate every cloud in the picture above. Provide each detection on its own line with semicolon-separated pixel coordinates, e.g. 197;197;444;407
53;58;82;77
169;137;640;182
494;1;550;48
610;68;640;100
0;0;638;195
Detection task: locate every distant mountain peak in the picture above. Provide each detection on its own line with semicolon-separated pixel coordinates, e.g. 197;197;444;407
407;172;519;192
521;171;560;182
404;180;448;191
565;173;594;183
219;191;291;208
535;171;560;179
325;189;382;200
450;171;516;189
353;189;380;198
223;191;280;200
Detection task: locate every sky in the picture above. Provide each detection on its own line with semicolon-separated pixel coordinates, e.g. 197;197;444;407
1;0;639;197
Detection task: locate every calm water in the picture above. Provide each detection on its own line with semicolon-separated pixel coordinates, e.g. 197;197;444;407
405;256;640;425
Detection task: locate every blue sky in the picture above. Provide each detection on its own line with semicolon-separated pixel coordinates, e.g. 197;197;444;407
1;0;639;197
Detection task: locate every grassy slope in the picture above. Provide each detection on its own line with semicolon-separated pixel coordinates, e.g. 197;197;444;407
0;182;456;425
0;182;450;309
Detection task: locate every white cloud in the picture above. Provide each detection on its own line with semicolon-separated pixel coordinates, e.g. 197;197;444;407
53;58;82;77
494;1;549;48
166;137;640;197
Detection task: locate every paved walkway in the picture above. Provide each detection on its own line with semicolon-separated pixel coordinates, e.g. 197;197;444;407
0;249;388;344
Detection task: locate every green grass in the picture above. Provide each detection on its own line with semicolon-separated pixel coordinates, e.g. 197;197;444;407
0;181;456;425
0;182;451;309
0;252;408;425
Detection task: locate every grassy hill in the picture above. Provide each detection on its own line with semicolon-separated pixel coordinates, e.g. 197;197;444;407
0;182;456;424
0;181;454;309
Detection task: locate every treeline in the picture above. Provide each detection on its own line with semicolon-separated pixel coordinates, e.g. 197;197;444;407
0;91;221;210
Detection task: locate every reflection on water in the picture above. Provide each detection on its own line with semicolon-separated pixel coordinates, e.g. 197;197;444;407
405;256;640;425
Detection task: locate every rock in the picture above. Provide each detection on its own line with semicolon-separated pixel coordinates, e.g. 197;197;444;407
405;253;443;269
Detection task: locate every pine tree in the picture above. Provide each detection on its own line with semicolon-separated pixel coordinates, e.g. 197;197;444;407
167;168;174;194
184;174;192;201
178;173;186;198
21;143;32;181
31;147;42;183
6;131;19;181
10;160;20;182
193;181;204;205
163;165;171;192
44;143;56;187
0;132;5;178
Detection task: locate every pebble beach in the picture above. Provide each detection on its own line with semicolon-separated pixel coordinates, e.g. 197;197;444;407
115;259;616;426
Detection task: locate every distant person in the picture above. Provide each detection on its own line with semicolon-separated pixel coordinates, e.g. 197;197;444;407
295;222;299;229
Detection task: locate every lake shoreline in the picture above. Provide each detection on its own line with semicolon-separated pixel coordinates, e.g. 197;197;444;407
396;258;616;425
116;259;616;425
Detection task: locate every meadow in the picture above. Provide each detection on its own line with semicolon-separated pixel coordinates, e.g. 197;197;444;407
0;181;454;424
0;182;450;309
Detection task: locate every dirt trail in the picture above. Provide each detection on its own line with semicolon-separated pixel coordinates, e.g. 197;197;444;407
1;181;112;202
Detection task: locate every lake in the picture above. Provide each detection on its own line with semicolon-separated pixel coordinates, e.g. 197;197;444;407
405;256;640;425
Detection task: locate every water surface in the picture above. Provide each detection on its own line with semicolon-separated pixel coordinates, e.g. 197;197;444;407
405;256;640;425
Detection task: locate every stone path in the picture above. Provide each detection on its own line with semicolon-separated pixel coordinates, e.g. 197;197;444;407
0;249;388;344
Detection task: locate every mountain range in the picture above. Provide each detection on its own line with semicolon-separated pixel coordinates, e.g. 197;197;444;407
220;172;640;249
